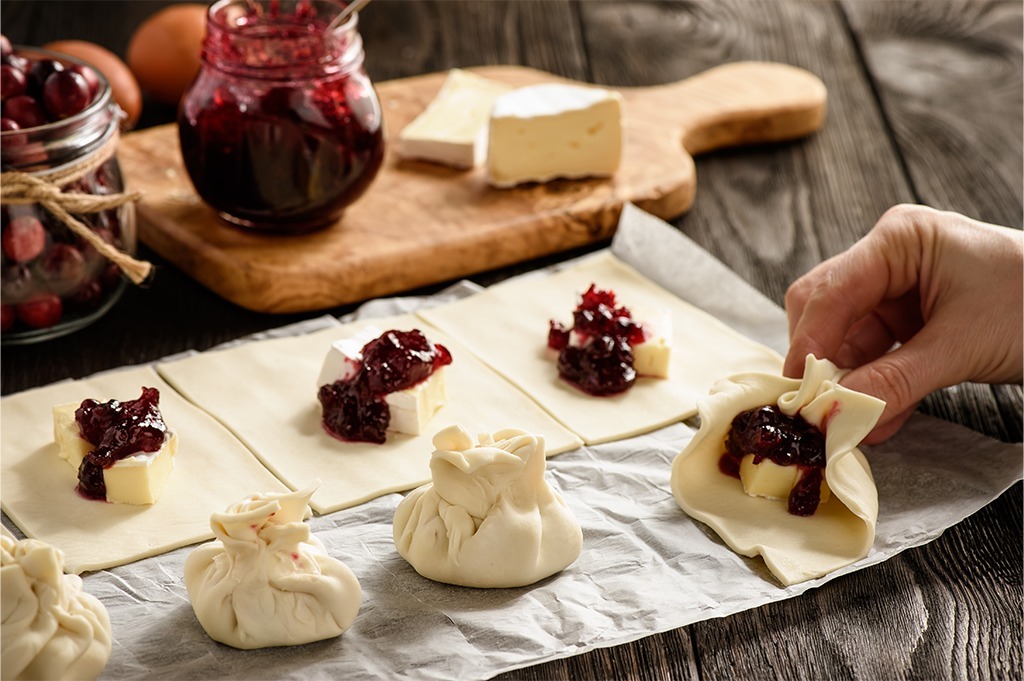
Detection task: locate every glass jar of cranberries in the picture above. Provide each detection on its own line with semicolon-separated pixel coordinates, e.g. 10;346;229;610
178;0;385;233
1;44;137;344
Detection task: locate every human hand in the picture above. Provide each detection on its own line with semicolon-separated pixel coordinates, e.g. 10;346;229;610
784;204;1023;443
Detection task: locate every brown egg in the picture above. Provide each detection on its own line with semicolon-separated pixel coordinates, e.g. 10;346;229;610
43;40;142;129
127;3;207;105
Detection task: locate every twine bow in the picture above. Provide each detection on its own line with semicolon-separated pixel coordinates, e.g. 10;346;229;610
0;131;153;285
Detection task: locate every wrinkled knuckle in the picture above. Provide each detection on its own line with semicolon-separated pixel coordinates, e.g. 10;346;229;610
863;361;918;413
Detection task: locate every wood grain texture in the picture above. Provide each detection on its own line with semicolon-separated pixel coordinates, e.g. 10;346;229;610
119;62;826;313
0;2;1020;680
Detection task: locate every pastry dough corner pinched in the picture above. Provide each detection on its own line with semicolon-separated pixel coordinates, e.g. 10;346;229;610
393;425;582;588
671;355;885;585
184;486;361;649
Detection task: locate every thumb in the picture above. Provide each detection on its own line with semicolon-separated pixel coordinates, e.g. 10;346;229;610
839;326;954;437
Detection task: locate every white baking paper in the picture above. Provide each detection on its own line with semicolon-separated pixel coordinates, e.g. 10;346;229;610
3;204;1020;680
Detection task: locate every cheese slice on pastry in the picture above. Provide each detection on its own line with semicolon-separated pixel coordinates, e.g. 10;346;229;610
670;355;885;585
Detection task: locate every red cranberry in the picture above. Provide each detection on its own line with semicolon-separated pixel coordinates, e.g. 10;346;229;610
0;116;19;131
1;303;14;332
3;94;46;128
1;53;27;75
67;63;100;99
27;58;64;96
3;215;47;262
0;64;26;100
43;70;91;119
38;243;86;292
16;292;62;328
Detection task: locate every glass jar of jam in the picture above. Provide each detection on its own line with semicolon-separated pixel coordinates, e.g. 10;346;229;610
1;46;138;344
178;0;385;233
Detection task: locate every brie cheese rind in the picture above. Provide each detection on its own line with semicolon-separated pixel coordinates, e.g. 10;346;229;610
393;425;582;588
1;535;112;681
486;83;623;187
418;252;783;445
184;487;361;650
0;366;288;574
670;355;885;586
156;315;582;515
397;69;514;168
317;325;449;437
52;402;178;506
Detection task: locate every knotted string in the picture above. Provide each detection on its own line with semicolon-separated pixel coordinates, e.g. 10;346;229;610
0;131;153;285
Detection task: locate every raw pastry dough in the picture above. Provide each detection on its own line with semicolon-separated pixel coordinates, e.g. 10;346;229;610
0;366;289;573
184;487;361;649
1;534;112;681
418;252;783;444
156;315;582;514
393;425;582;588
671;355;885;585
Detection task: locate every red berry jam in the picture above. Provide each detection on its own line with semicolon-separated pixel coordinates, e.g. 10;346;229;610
74;387;168;501
547;284;648;396
318;329;452;444
720;405;827;516
178;0;384;233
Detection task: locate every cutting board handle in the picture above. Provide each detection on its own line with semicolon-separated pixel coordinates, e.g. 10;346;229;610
635;61;828;155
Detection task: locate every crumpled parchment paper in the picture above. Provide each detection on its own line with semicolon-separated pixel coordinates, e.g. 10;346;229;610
4;204;1020;680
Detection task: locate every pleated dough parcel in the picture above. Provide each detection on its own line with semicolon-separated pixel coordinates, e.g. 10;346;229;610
671;355;885;585
184;487;361;649
1;534;112;681
394;425;582;588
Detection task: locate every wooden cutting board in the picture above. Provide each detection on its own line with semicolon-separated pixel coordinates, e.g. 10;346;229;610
118;62;826;313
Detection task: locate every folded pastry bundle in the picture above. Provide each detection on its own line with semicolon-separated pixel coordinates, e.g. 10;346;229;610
671;355;885;585
184;487;361;649
394;425;582;588
1;534;112;681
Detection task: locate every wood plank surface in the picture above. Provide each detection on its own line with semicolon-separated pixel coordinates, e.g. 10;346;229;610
120;62;826;313
1;2;1021;680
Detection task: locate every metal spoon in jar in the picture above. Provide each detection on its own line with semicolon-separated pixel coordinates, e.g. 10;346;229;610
326;0;373;32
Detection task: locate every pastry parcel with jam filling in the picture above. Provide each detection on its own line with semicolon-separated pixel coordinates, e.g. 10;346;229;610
317;327;452;444
546;283;671;396
53;386;177;504
671;355;885;586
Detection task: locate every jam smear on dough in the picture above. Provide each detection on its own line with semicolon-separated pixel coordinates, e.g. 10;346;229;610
74;387;168;501
720;405;827;516
317;329;452;444
547;284;647;396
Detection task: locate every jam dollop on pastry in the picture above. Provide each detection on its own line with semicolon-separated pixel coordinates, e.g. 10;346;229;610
394;425;582;588
721;405;830;516
53;386;177;504
671;355;885;586
547;284;670;396
317;327;452;444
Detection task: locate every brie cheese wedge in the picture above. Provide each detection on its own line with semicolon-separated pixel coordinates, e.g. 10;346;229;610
398;69;514;168
487;83;623;187
53;403;177;506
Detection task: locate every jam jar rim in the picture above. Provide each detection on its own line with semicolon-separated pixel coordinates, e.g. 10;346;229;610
204;0;364;78
0;46;113;138
1;46;119;173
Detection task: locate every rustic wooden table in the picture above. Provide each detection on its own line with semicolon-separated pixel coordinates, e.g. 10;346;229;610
2;1;1021;679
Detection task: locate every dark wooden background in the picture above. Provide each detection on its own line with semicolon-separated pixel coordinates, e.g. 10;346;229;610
2;1;1021;679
